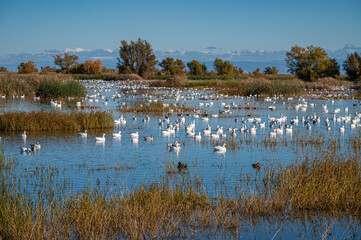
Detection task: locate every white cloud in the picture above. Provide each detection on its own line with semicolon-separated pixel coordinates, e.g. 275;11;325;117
102;48;114;53
90;56;116;60
64;48;88;53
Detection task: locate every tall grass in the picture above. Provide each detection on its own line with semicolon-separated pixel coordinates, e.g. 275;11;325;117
72;73;142;81
0;148;359;239
0;73;72;96
151;76;355;97
0;73;87;98
0;111;114;132
36;80;86;98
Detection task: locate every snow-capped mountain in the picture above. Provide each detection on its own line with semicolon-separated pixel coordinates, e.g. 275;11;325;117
0;45;359;74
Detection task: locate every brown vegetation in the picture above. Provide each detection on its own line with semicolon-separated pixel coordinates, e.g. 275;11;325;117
0;148;359;239
0;111;114;132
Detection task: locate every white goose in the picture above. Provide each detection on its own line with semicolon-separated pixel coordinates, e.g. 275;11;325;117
285;126;293;134
339;126;345;133
194;132;202;141
30;142;41;151
269;130;277;138
211;133;219;139
78;130;87;137
213;143;226;153
20;131;27;138
95;133;106;142
112;131;122;138
130;132;139;139
20;147;31;153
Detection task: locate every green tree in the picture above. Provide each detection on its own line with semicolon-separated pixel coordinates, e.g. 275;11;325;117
264;66;279;74
117;38;157;78
201;63;208;73
0;66;7;72
343;52;361;81
159;57;186;75
213;58;239;76
285;45;340;81
253;68;263;77
187;60;205;75
53;53;79;73
17;61;38;74
102;66;115;73
40;66;57;74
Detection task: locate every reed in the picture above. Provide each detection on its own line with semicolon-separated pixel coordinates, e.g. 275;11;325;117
0;148;359;239
0;111;114;132
72;73;142;81
0;73;72;97
36;80;86;98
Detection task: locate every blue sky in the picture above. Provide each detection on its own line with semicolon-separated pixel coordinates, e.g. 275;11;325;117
0;0;360;57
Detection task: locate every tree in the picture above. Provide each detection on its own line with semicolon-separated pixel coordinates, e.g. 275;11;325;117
201;63;208;73
159;57;186;75
187;60;206;75
0;66;7;72
213;58;239;76
117;38;157;78
253;68;263;77
102;66;115;73
53;53;79;73
83;60;103;74
40;66;57;74
343;52;361;81
285;45;340;81
17;61;38;74
264;66;279;74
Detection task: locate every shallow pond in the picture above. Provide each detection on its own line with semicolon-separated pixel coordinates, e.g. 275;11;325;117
1;80;360;238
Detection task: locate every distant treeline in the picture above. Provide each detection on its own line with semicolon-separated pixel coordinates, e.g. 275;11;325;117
1;38;360;82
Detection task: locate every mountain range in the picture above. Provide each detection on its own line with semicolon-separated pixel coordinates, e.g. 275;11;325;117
1;44;360;74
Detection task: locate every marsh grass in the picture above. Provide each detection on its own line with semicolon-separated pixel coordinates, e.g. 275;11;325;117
0;147;360;239
36;80;86;98
151;77;354;97
0;73;72;97
72;73;142;81
0;111;114;132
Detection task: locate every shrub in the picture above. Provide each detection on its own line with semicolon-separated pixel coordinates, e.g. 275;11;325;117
36;80;86;98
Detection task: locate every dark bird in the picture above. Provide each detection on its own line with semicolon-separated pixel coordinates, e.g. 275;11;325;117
177;162;188;171
252;163;261;169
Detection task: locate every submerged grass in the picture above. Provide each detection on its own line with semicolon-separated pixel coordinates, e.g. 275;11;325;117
0;111;114;132
0;147;360;239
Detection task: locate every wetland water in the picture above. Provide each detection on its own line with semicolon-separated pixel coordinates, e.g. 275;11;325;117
1;80;360;238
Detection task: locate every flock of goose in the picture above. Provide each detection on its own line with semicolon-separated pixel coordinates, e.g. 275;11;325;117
16;80;361;157
72;81;361;156
19;131;41;153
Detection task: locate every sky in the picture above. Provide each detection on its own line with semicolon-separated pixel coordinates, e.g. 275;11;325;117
0;0;360;57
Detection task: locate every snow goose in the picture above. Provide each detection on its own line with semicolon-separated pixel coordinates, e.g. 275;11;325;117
130;132;139;139
213;143;226;153
30;142;41;151
194;132;202;141
95;133;106;142
20;147;31;153
112;131;122;138
20;131;27;138
78;130;87;138
339;126;345;133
